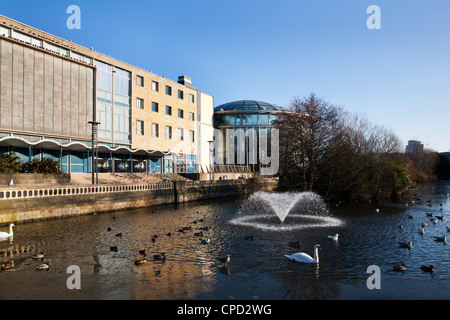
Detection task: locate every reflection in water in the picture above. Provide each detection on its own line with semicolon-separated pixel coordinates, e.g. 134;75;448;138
0;205;217;299
216;265;231;276
279;264;341;300
0;182;450;299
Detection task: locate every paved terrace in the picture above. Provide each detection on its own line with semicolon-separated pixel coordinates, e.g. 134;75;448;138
69;173;190;186
0;173;191;190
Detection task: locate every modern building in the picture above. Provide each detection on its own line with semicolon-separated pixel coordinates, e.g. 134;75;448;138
0;14;214;175
213;100;284;174
406;140;424;155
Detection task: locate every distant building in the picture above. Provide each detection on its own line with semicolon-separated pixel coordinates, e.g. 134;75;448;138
406;140;424;155
440;152;450;160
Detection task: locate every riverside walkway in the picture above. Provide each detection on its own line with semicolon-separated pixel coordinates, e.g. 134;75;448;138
0;173;191;203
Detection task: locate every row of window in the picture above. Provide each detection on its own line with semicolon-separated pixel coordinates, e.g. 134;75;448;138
136;75;195;103
0;25;93;65
136;121;194;142
214;113;278;126
136;98;195;120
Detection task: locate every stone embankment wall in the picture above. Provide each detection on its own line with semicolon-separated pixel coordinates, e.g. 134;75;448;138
0;179;277;225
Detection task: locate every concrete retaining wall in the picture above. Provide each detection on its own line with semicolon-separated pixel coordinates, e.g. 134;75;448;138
0;179;277;225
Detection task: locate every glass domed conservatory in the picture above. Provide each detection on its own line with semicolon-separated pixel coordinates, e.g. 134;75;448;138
213;100;285;174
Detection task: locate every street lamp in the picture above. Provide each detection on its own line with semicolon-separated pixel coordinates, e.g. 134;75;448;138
88;121;101;185
208;140;214;181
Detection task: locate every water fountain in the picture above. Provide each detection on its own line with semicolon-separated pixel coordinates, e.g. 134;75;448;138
229;191;343;231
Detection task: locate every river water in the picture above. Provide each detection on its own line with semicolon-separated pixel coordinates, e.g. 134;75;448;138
0;182;449;300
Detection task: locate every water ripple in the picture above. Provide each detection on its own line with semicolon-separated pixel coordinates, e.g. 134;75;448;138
228;214;344;231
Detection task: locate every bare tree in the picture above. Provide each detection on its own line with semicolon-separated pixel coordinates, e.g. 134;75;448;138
277;93;338;191
277;93;412;201
336;110;402;155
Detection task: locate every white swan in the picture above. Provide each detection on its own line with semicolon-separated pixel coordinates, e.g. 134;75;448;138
285;244;321;264
327;233;339;241
0;224;14;239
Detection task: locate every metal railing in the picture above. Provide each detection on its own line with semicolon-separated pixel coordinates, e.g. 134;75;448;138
0;177;255;201
0;182;172;200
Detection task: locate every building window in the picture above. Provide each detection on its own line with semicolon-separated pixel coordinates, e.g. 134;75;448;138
258;114;269;125
178;90;184;100
178;109;184;118
237;114;247;125
189;112;195;121
166;126;172;139
189;130;195;143
0;25;10;37
152;81;159;91
178;128;184;141
114;67;131;96
166;86;172;96
224;115;235;126
166;106;172;116
189;94;195;103
152;123;159;137
137;98;144;109
137;75;144;87
247;114;258;125
152;102;159;112
96;60;113;92
95;61;131;144
137;120;144;135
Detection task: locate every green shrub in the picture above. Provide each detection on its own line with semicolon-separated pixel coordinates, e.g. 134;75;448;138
0;153;22;173
21;158;61;174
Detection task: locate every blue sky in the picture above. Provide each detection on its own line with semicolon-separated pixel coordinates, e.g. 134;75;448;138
2;0;450;152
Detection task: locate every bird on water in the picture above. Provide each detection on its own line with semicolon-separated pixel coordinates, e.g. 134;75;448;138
216;255;230;266
421;265;434;273
153;253;166;261
36;262;50;270
393;263;407;272
397;241;412;249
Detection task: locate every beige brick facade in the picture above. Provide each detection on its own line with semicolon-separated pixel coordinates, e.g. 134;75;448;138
131;73;198;155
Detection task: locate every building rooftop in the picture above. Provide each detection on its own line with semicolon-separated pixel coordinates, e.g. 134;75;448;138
214;100;285;112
